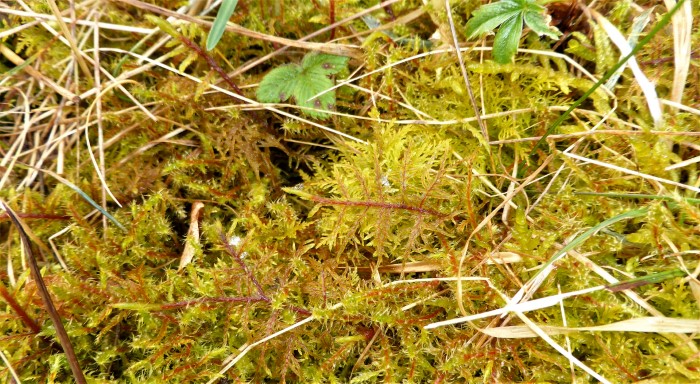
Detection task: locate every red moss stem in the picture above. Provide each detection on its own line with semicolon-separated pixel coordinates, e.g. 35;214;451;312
308;195;448;218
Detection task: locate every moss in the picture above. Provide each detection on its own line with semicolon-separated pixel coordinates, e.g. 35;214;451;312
2;0;700;382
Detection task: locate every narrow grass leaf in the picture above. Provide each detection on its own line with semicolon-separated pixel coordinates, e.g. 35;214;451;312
481;317;700;338
606;269;687;292
207;0;239;51
508;208;648;306
528;0;688;157
17;164;126;231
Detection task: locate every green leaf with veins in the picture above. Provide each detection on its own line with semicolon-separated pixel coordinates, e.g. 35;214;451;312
494;13;524;64
257;52;349;119
464;0;561;64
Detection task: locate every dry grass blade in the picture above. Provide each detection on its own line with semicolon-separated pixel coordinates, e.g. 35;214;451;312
96;47;366;144
563;151;700;193
587;7;662;126
0;7;155;35
0;44;79;102
444;0;489;146
114;0;362;58
457;155;554;316
426;285;604;328
666;0;693;107
481;317;700;338
0;201;87;384
226;0;401;78
0;349;21;383
208;302;345;384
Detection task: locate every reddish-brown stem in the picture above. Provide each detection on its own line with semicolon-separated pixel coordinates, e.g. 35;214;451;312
0;283;41;334
0;213;71;221
329;0;335;40
158;296;268;310
308;195;448;218
219;234;312;316
221;234;267;298
176;34;243;95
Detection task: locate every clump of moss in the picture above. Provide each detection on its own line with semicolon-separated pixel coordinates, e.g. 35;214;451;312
2;0;700;382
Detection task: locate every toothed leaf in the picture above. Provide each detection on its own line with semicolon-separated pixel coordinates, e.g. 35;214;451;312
256;64;302;103
257;53;349;119
524;10;561;39
493;13;523;64
465;1;521;39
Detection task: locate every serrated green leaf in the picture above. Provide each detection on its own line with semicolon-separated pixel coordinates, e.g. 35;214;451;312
493;13;523;64
518;0;545;13
523;10;560;39
301;53;350;76
465;1;521;39
206;0;238;51
256;52;349;119
256;64;302;103
294;74;335;118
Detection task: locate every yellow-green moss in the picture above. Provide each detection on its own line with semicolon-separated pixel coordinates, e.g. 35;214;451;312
2;0;700;382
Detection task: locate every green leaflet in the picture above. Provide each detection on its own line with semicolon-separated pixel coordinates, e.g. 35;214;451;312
206;0;238;51
464;2;521;39
257;52;349;119
493;13;523;65
464;0;561;64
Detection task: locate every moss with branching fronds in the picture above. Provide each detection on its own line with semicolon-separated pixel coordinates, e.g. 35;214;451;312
1;0;700;382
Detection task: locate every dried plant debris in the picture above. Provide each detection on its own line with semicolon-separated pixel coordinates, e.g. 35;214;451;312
1;0;700;382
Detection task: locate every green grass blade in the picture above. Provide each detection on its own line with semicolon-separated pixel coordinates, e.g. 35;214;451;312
16;164;127;231
574;192;700;205
528;0;688;158
510;208;648;304
606;269;687;292
206;0;239;51
544;208;648;270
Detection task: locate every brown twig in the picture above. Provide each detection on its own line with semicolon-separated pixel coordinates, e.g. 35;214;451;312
1;201;87;384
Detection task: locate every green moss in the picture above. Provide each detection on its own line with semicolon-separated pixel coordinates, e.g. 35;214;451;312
2;0;700;382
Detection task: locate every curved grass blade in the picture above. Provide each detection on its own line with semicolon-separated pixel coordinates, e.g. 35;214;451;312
528;0;688;158
606;269;687;292
206;0;239;51
574;192;700;205
16;164;127;231
509;208;649;305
